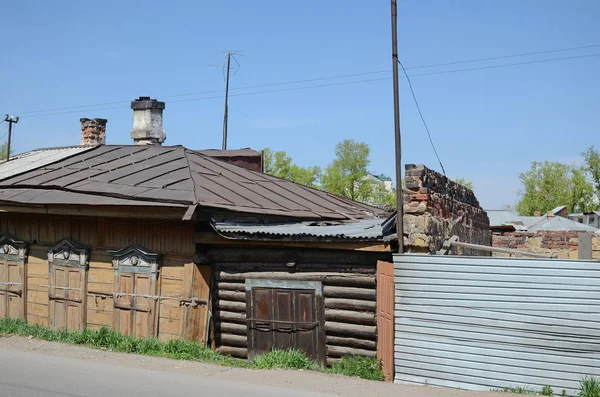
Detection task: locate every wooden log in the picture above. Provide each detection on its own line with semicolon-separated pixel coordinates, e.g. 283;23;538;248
206;248;388;266
327;336;377;351
219;333;247;348
215;310;246;324
327;345;377;358
326;336;376;351
324;298;376;311
323;286;375;301
217;345;247;359
215;271;375;285
215;300;246;313
215;290;246;302
325;321;376;340
325;309;376;325
217;282;246;292
215;322;247;336
214;263;376;275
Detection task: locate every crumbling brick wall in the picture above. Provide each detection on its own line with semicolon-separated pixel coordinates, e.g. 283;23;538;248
493;231;600;259
403;164;491;255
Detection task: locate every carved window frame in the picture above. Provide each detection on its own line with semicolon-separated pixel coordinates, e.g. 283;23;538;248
108;245;162;278
47;238;90;270
0;233;28;264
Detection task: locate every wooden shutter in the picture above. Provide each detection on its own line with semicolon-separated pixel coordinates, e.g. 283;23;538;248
47;239;89;331
0;234;28;320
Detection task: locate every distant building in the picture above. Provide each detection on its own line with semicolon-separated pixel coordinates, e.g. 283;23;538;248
365;173;394;209
568;211;600;229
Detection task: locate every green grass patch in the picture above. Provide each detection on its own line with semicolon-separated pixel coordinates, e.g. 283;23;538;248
579;376;600;397
327;355;384;381
251;349;314;370
493;386;540;394
0;318;383;380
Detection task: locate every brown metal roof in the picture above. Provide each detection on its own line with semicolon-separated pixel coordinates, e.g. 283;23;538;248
0;145;385;220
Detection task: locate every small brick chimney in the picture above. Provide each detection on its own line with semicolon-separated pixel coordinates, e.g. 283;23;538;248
130;97;166;145
534;211;541;217
80;118;107;145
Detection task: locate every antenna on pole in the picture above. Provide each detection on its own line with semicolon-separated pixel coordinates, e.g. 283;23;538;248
212;51;243;151
3;114;19;162
390;0;404;254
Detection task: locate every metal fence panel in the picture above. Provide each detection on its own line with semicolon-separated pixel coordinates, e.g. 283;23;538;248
393;255;600;395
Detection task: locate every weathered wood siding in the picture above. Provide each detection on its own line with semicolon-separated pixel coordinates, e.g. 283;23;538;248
393;255;600;395
210;248;380;365
26;246;49;327
0;213;204;342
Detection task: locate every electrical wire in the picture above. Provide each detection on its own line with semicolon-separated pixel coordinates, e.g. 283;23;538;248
398;59;445;175
15;52;600;119
14;44;600;116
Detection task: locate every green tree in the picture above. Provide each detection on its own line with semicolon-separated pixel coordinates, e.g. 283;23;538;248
321;140;372;201
582;145;600;198
454;177;474;190
0;142;11;161
262;148;321;188
516;161;595;215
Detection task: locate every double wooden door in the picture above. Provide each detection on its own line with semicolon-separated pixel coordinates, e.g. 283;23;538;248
49;265;86;330
0;259;25;319
114;272;156;338
247;286;323;363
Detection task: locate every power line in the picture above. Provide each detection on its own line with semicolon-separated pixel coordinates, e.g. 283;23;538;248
17;51;600;119
15;44;600;116
397;59;445;175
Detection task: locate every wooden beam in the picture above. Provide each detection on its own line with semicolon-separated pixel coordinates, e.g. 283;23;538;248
193;231;391;252
0;203;187;220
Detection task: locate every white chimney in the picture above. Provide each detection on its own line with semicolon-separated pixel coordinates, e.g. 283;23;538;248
130;97;166;145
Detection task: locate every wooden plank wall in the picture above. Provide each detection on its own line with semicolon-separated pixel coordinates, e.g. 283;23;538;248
209;247;382;365
0;213;201;342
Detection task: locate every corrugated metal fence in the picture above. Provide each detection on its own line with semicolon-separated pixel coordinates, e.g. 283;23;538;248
393;255;600;395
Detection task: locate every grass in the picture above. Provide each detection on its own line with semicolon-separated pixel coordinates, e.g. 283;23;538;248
0;318;383;380
251;349;314;370
579;376;600;397
327;355;385;381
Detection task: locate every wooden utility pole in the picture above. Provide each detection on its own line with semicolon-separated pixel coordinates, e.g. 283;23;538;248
3;114;19;162
222;52;232;150
391;0;403;253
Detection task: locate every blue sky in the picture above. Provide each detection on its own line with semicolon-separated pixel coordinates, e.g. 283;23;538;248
1;0;599;209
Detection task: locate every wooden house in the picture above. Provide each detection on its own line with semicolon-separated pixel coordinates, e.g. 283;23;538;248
0;97;394;365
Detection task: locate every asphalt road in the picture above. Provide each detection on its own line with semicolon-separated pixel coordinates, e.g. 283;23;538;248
0;346;327;397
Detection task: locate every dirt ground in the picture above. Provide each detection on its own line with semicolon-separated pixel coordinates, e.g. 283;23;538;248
0;336;519;397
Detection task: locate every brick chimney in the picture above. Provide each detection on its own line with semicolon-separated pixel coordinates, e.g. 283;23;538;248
130;97;166;145
534;211;541;217
80;118;107;145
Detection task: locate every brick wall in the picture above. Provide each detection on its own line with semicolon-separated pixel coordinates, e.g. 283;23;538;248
403;164;491;255
493;230;600;259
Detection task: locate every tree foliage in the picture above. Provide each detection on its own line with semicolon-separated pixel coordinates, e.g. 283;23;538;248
262;148;321;188
0;142;10;161
321;140;373;202
582;145;600;197
516;161;595;215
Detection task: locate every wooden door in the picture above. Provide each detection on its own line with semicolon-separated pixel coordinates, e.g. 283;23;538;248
247;286;322;363
114;272;156;338
49;265;86;330
0;259;25;319
376;260;395;381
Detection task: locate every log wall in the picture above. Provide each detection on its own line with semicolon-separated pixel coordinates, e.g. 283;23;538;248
210;247;385;365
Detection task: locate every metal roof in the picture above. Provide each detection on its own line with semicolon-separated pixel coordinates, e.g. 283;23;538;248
212;216;395;240
0;145;385;220
0;146;94;182
486;210;599;232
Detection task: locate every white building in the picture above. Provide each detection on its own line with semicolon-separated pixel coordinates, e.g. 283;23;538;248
568;211;600;229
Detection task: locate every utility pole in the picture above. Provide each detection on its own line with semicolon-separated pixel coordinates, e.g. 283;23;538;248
222;52;232;150
3;114;19;162
391;0;403;253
